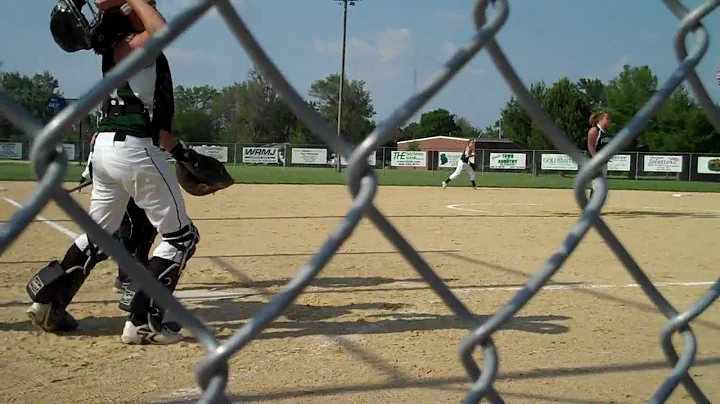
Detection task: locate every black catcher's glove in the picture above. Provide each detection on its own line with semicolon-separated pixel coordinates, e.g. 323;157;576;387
170;142;234;196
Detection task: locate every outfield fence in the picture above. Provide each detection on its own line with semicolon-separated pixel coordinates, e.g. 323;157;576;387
1;0;719;403
3;139;719;183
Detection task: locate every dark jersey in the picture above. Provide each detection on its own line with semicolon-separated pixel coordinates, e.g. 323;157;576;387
594;125;612;153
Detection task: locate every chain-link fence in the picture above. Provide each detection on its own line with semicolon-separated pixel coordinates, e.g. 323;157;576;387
1;0;719;402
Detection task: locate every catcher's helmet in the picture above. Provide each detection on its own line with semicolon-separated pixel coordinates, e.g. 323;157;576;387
50;0;137;54
49;0;100;53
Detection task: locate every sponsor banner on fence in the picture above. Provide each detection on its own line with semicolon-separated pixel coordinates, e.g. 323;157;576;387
242;147;279;164
541;153;578;171
438;151;464;168
292;148;328;165
61;144;76;161
644;155;682;173
191;145;228;163
339;153;377;166
391;150;426;167
0;142;22;160
489;152;526;169
697;156;720;174
606;154;631;172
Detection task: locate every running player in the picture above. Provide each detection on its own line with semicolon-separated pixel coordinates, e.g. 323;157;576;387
442;138;478;189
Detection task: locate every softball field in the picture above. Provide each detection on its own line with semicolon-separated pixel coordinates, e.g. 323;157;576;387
0;181;719;403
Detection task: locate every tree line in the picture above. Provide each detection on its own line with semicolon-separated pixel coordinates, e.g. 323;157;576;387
498;64;720;153
1;61;718;153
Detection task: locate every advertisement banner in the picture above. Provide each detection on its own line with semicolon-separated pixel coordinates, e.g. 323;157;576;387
291;148;327;165
191;145;228;163
697;156;720;175
61;144;76;161
0;142;22;160
242;147;279;164
438;151;464;168
391;151;426;167
339;153;376;166
489;152;526;169
541;153;578;171
606;154;631;172
644;155;682;173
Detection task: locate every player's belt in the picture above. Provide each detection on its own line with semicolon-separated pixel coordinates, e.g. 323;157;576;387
104;103;148;117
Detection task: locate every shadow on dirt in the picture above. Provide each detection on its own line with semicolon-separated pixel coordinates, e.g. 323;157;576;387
156;356;720;404
0;293;571;338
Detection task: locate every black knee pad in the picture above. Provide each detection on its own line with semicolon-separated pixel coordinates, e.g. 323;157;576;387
118;257;182;318
163;223;199;262
26;242;106;308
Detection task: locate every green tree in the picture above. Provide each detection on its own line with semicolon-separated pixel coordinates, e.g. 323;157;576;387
577;77;606;110
455;116;479;138
604;65;659;150
649;84;718;152
416;108;460;138
0;70;63;138
530;77;592;150
308;73;376;144
397;121;420;141
500;81;547;148
173;110;217;143
211;68;301;144
174;85;219;114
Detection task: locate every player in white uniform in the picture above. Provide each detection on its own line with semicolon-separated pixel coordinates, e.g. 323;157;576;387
28;0;198;345
442;138;478;189
79;128;160;297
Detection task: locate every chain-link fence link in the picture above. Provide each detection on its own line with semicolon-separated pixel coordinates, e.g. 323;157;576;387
1;0;719;402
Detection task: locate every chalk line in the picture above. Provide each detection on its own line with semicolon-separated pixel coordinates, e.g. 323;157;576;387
3;197;79;238
446;202;539;214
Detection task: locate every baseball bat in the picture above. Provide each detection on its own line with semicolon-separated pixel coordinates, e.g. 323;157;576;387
66;179;92;193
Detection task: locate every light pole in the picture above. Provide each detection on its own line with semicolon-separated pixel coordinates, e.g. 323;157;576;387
333;0;360;173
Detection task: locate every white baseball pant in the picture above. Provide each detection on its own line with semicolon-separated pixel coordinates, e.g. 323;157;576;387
81;151;92;180
591;165;608;193
73;132;195;264
449;159;476;181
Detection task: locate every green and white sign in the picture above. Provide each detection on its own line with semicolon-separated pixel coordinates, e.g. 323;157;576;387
489;153;526;169
697;156;720;174
391;151;427;167
541;153;578;171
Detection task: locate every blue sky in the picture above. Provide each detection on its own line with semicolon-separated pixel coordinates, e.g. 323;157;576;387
2;0;720;130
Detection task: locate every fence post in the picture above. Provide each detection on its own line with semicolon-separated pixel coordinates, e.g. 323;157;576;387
689;153;693;182
532;150;536;178
382;147;386;175
481;149;485;177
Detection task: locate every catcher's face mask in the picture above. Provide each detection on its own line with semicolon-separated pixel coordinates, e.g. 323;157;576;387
49;0;101;53
50;0;141;54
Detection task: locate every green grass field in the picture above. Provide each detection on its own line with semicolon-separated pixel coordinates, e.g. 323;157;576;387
1;162;719;193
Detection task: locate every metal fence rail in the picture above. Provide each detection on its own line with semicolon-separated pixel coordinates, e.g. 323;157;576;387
1;0;719;403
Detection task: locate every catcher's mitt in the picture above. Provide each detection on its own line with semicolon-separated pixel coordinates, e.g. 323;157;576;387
174;148;234;196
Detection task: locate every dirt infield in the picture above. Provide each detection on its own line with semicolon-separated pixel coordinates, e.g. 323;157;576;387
0;181;719;403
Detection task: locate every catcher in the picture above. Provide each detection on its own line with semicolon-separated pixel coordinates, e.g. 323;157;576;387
27;0;231;345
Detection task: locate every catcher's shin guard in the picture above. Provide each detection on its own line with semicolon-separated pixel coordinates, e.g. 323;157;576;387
118;257;183;325
118;224;198;325
27;241;106;309
116;204;157;283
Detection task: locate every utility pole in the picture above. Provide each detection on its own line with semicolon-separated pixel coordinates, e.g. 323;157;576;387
333;0;361;173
